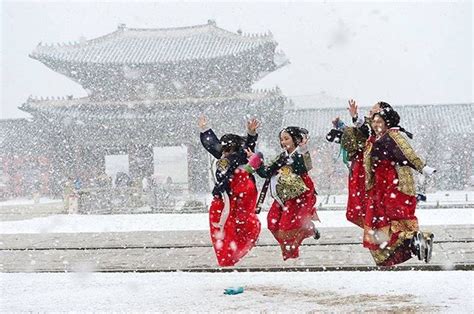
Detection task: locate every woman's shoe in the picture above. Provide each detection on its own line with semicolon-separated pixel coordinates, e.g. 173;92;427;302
411;231;426;261
311;221;321;240
313;228;321;240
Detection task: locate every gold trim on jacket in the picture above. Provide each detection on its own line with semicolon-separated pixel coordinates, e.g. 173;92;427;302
388;131;425;172
363;140;374;191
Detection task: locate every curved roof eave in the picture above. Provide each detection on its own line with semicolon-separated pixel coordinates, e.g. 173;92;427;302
29;22;277;65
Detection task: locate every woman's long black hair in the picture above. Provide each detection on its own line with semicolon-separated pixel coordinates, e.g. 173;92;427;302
219;133;246;153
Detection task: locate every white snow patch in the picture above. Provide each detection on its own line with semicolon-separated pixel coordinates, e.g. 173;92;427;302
0;208;471;234
0;271;471;312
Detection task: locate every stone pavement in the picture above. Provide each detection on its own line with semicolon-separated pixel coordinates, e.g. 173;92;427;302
1;224;472;272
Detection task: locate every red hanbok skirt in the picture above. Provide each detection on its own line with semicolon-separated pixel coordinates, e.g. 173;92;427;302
364;160;418;266
267;173;317;260
346;152;366;228
208;168;261;267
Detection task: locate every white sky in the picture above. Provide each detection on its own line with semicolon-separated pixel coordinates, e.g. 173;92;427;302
1;0;472;119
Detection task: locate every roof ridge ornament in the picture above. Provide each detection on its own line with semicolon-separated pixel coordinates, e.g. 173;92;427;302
118;23;127;31
207;19;216;26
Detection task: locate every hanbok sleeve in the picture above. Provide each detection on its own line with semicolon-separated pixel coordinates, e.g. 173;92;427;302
256;153;287;178
245;133;258;152
388;131;425;173
290;151;309;175
295;144;313;172
200;128;222;159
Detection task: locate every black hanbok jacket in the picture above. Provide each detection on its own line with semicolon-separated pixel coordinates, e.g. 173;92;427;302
200;129;258;197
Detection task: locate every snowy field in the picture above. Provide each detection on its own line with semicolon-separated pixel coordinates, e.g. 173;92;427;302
1;196;472;312
0;197;60;206
1;271;472;312
0;208;472;234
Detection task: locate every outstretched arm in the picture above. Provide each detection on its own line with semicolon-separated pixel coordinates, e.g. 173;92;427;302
243;149;264;174
348;99;364;127
256;153;288;178
247;118;261;136
388;131;426;173
348;99;358;118
245;118;260;152
296;135;313;171
198;115;222;159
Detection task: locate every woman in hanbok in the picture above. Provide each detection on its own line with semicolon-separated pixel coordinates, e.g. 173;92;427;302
199;116;262;267
363;107;435;266
328;100;393;228
251;127;319;260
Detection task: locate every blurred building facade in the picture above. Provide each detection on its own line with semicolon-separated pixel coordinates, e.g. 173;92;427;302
1;21;289;198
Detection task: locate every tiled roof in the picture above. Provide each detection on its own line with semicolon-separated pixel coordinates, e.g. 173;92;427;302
283;103;473;136
30;22;278;64
20;93;473;135
20;89;286;120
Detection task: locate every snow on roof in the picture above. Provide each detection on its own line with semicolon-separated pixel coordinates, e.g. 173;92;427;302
29;21;276;64
20;89;285;119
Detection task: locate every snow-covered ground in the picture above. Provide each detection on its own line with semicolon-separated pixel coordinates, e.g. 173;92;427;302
1;271;472;312
0;208;471;234
0;197;60;206
1;194;472;312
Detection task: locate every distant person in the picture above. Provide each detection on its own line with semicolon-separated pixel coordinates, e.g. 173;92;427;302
199;115;262;267
96;171;111;188
73;176;82;190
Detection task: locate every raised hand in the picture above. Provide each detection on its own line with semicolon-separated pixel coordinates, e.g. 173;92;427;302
299;133;310;146
198;115;208;129
247;118;261;134
244;147;254;158
348;99;358;118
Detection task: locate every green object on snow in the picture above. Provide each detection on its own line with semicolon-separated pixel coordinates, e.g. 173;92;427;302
224;287;244;295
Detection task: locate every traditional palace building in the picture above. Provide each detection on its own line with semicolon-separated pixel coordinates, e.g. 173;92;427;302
3;21;289;197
